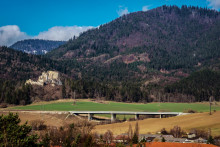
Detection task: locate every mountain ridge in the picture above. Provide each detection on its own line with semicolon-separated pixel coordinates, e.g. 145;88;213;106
47;5;220;72
10;39;66;55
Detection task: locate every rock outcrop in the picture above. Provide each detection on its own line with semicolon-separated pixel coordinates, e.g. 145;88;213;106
26;71;62;86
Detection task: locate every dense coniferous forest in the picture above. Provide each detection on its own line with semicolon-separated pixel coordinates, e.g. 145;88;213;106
10;39;66;55
0;5;220;105
0;80;32;105
165;69;220;101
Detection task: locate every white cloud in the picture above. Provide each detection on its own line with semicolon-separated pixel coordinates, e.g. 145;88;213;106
35;26;94;41
0;25;29;46
117;7;129;16
142;5;150;12
207;0;220;10
0;25;94;46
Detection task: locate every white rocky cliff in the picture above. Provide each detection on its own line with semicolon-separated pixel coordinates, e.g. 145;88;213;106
26;71;62;86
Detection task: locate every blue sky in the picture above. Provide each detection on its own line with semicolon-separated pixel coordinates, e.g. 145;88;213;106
0;0;219;46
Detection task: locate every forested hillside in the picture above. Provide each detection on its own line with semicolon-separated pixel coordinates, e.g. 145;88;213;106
10;39;66;55
0;46;66;105
165;69;220;101
45;5;220;103
0;46;66;80
48;5;220;71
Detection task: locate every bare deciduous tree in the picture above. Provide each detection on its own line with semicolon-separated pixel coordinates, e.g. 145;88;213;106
128;124;133;141
170;126;185;138
103;130;113;144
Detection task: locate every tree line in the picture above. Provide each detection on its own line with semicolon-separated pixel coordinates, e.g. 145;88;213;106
0;80;32;105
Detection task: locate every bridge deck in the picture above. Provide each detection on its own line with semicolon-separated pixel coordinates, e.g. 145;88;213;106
69;111;185;115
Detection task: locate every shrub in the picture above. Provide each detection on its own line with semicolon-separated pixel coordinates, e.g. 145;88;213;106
170;126;185;138
104;130;114;144
184;109;197;113
132;133;139;144
207;135;215;144
161;128;168;135
30;120;47;130
0;103;7;108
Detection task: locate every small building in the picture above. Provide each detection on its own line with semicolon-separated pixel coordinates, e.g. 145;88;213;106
145;137;156;142
114;135;129;143
187;133;196;139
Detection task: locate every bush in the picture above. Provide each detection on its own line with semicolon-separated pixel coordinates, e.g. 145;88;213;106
0;103;7;108
190;129;209;139
184;109;197;113
161;128;168;135
207;135;215;144
132;133;138;144
170;126;185;138
162;137;166;142
30;120;47;130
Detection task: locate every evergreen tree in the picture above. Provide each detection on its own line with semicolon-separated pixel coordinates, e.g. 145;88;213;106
62;84;66;98
0;113;38;146
207;135;215;144
132;133;138;144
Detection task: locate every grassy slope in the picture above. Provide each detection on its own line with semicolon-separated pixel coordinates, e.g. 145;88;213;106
94;111;220;136
10;100;220;112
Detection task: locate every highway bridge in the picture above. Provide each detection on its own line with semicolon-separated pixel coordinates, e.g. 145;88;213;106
1;110;188;122
69;111;188;122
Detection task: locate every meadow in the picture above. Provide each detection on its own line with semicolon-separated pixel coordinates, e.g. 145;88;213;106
10;99;220;112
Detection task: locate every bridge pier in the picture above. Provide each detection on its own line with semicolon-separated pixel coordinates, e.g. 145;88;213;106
135;114;139;120
160;114;162;119
111;113;116;122
88;113;94;121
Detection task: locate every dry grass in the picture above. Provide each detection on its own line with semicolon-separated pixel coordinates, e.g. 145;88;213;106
0;111;90;127
1;109;220;137
94;111;220;136
28;99;111;105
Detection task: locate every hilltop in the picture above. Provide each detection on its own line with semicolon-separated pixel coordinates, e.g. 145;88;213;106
0;46;65;80
10;39;66;55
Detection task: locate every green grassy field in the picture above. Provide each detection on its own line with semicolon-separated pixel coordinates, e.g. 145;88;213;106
10;101;220;112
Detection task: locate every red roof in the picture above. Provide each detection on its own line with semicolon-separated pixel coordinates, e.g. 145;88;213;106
132;142;218;147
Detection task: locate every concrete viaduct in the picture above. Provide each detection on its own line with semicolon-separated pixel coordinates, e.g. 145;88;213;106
69;111;187;122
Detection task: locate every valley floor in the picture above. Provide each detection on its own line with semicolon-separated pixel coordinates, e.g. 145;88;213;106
1;110;220;136
7;99;220;112
1;99;220;136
